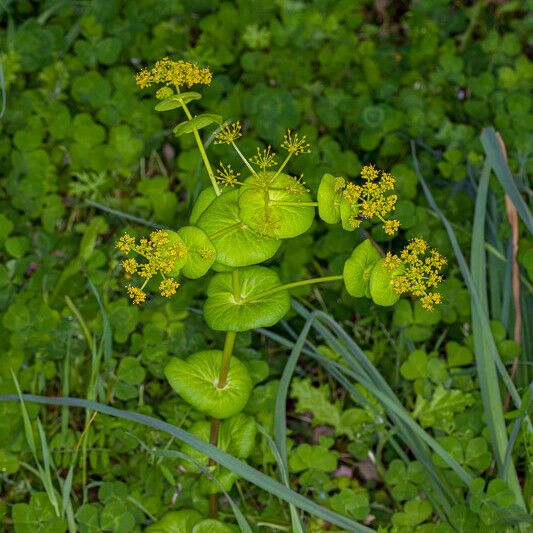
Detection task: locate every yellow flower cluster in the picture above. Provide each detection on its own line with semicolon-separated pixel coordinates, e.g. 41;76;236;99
251;146;277;170
135;58;212;89
340;165;399;235
214;122;242;144
384;238;446;310
281;130;311;155
216;162;240;187
116;230;186;304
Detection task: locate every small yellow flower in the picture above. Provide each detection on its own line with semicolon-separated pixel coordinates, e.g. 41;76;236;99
281;130;311;155
156;87;174;100
216;162;240;187
251;146;277;170
384;251;402;270
135;57;212;89
342;166;399;233
284;174;309;195
122;258;138;275
199;248;215;260
159;278;179;298
384;238;446;310
334;177;346;192
127;286;146;305
116;233;135;253
214;122;242;144
383;219;400;235
360;164;379;181
116;230;188;304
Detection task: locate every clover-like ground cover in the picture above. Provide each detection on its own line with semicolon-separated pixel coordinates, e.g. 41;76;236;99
1;2;532;532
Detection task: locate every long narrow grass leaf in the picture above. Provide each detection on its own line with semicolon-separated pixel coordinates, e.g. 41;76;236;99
480;127;533;233
132;435;253;532
0;393;373;533
411;141;526;413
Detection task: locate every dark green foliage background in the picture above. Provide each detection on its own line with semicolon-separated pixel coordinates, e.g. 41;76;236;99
1;0;532;531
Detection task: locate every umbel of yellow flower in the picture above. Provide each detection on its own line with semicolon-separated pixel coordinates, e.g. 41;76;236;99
384;238;446;310
339;165;400;235
116;230;186;304
135;57;212;89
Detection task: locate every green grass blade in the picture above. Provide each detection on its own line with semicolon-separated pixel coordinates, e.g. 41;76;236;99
0;393;374;533
480;127;533;234
257;425;305;533
470;160;523;493
131;435;253;532
411;141;526;413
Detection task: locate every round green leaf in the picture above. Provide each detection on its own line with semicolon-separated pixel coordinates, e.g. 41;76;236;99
165;231;188;276
173;114;222;137
196;190;281;268
317;173;342;224
369;258;402;306
145;509;202;533
238;172;314;239
164;350;252;419
177;226;216;279
203;266;290;331
343;240;381;298
190;188;217;225
193;520;233;533
155;92;201;111
339;197;358;231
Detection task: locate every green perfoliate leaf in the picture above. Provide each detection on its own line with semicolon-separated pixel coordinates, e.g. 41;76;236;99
203;266;290;331
369;258;402;306
343;240;381;298
173;114;223;137
190;188;217;225
196;190;281;268
164;230;188;276
238;172;315;239
317;173;343;224
340;196;358;231
164;351;252;419
182;414;257;467
193;520;233;533
177;226;216;279
145;509;202;532
154;92;202;111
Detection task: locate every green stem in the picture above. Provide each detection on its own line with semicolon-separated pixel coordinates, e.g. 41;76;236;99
208;270;241;518
177;92;221;196
246;274;343;303
231;141;257;176
273;153;292;179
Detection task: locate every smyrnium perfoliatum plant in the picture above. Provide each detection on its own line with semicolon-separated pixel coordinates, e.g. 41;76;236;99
115;58;447;518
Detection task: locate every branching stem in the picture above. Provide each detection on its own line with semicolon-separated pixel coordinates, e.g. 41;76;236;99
176;87;221;196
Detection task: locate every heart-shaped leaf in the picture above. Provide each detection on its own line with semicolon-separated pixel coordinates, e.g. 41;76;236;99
177;226;216;279
164;350;252;419
369;258;402;306
154;92;202;111
174;114;223;137
238;172;314;239
317;173;343;224
190;188;217;225
196;190;281;267
145;509;202;533
203;266;290;331
343;240;381;298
